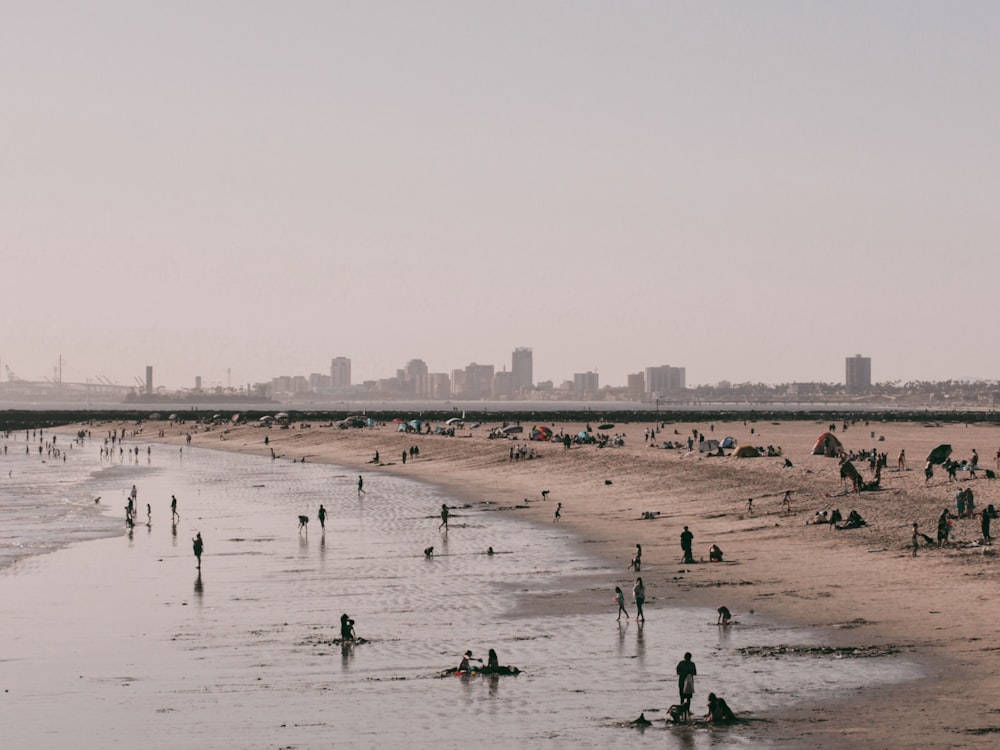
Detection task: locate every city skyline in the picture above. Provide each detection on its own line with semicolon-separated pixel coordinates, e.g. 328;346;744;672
4;4;1000;389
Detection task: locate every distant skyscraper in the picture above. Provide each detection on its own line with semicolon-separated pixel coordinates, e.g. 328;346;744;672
644;365;685;395
330;357;351;388
846;354;871;393
573;371;599;396
512;347;533;392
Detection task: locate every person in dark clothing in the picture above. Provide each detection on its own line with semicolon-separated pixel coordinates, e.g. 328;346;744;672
676;652;696;709
680;526;694;563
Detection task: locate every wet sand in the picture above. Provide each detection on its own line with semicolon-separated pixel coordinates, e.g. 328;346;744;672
5;416;998;747
102;414;1000;748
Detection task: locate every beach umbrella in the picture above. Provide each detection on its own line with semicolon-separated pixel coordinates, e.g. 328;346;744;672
530;425;553;441
927;444;952;465
168;413;178;421
445;417;463;425
501;425;523;434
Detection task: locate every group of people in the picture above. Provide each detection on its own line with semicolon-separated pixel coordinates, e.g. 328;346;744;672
614;578;645;622
667;652;735;724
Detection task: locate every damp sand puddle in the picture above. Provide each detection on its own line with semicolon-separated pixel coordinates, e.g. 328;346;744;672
0;443;922;749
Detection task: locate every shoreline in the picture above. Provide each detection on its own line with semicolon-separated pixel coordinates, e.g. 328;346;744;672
59;416;1000;746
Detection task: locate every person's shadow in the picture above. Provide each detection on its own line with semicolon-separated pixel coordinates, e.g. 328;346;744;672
194;571;204;603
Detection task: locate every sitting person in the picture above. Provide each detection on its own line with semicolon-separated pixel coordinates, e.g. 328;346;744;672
706;692;735;723
667;703;690;724
339;613;355;641
487;648;499;669
458;650;477;671
709;544;724;562
837;509;866;530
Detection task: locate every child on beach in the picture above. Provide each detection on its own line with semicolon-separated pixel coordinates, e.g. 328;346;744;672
554;502;562;522
615;586;629;621
633;577;645;622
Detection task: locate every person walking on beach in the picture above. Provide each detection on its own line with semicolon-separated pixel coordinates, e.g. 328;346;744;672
628;543;641;571
439;504;449;531
676;652;697;709
680;526;694;563
554;502;562;522
357;475;365;496
318;504;327;530
912;522;920;556
146;503;152;526
633;577;645;622
898;449;906;471
192;532;203;570
171;495;179;523
615;586;629;621
401;450;407;465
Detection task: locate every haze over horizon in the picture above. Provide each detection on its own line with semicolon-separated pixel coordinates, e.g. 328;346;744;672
4;2;999;390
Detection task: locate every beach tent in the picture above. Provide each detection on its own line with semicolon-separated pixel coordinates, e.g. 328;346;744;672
720;436;737;449
927;444;953;465
577;431;594;443
812;432;844;457
408;419;423;431
502;425;524;435
530;425;553;441
698;439;720;453
733;445;761;458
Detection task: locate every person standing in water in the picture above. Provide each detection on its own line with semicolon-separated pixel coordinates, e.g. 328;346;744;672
171;495;179;523
439;504;449;531
357;475;365;496
633;577;645;622
192;532;203;569
318;504;327;530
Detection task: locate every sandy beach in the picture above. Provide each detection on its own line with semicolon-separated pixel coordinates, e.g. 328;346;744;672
7;413;1000;748
133;414;1000;747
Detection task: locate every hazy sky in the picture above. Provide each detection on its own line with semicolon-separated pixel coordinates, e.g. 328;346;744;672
3;2;999;390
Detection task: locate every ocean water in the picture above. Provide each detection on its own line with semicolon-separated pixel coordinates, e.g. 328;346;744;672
0;435;923;749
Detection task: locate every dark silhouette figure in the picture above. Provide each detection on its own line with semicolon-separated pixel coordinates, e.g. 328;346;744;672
192;532;203;569
681;526;694;563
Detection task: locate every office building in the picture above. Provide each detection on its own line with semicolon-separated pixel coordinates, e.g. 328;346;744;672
512;347;533;392
330;357;351;388
846;354;872;393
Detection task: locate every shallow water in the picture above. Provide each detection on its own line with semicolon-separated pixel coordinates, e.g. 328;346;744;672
0;437;923;748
